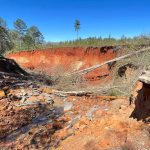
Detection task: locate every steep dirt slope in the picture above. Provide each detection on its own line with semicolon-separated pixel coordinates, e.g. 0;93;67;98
7;47;117;81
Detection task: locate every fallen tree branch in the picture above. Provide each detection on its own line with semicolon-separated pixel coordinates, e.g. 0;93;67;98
54;90;92;96
53;86;124;96
54;91;127;99
67;47;150;76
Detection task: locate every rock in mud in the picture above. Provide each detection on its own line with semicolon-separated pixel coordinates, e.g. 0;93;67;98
64;102;73;111
0;90;5;99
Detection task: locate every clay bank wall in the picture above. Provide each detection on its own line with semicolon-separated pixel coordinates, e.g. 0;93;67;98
7;47;117;80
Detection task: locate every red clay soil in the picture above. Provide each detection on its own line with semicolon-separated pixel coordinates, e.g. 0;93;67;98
7;47;117;81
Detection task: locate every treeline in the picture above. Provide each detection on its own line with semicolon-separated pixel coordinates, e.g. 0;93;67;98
46;35;150;49
1;16;150;54
0;17;44;54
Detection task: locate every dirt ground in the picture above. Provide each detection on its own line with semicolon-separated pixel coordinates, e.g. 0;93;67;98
0;77;149;150
0;47;149;150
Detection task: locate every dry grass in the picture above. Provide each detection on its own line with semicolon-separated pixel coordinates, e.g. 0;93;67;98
49;65;86;91
108;48;150;96
39;47;150;96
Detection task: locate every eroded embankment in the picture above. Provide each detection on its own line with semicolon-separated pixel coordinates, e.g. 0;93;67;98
1;48;150;150
7;47;117;81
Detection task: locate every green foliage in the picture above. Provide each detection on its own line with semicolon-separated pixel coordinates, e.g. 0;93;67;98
13;19;27;48
0;17;7;28
27;26;44;46
0;17;45;51
74;19;80;31
45;35;150;50
23;34;34;49
74;19;80;40
14;19;27;33
0;26;14;54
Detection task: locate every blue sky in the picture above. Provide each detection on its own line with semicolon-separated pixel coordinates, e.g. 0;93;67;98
0;0;150;42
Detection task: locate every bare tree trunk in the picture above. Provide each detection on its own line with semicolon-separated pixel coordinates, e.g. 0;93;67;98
77;30;78;40
19;39;22;48
54;89;127;98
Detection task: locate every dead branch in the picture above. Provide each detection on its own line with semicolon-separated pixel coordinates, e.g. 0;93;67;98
53;86;123;96
54;90;92;96
54;90;127;100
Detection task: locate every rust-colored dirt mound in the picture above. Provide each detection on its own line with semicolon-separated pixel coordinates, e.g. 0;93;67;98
7;47;117;81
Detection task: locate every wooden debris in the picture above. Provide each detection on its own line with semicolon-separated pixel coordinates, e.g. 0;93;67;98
54;90;92;96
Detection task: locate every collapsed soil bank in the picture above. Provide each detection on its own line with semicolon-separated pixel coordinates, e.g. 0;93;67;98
7;47;117;81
